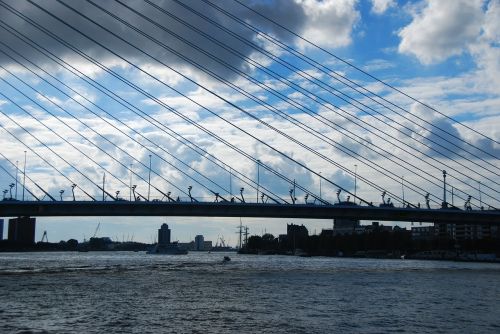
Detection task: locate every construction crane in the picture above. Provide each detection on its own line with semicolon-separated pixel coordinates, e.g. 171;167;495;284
92;222;101;238
40;230;48;243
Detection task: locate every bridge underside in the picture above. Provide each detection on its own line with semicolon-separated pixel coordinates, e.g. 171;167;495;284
0;201;499;224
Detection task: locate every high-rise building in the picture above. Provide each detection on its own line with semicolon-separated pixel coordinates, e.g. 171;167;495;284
8;217;36;244
195;235;204;251
158;223;171;246
0;218;4;240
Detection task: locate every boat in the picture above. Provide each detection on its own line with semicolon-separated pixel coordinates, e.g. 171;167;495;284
147;241;188;255
222;256;231;263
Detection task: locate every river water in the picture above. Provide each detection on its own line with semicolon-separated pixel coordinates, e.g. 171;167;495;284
0;252;499;333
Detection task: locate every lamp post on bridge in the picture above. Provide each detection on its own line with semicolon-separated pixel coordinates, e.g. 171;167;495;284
451;186;454;207
132;185;137;201
71;184;77;201
442;170;447;208
129;163;133;202
401;176;405;207
256;159;261;203
188;185;193;202
15;160;18;200
354;164;357;202
148;154;152;202
319;172;322;200
59;189;64;201
9;183;14;199
229;166;232;199
22;151;26;201
478;181;482;208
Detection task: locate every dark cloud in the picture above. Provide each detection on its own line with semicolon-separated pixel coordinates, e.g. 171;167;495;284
0;0;312;83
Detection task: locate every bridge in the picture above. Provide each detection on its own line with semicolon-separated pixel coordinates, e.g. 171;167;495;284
0;0;499;228
0;201;499;224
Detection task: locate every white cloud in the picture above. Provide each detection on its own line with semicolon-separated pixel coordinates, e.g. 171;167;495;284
362;59;396;72
468;0;500;93
396;0;500;94
297;0;360;49
398;0;484;64
370;0;396;15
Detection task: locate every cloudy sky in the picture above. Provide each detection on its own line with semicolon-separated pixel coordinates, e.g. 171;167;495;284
0;0;499;244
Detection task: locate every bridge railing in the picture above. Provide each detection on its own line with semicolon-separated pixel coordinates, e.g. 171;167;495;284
2;194;497;211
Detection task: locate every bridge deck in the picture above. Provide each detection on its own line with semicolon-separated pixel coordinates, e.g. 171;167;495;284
0;201;499;224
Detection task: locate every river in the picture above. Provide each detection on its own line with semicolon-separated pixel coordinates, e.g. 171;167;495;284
0;252;499;333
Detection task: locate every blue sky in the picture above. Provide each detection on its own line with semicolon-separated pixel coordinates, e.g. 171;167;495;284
0;0;499;244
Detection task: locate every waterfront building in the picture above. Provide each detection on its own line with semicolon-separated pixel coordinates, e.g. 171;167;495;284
195;235;204;251
8;216;36;244
435;223;456;239
433;223;497;241
411;226;436;240
361;222;393;234
333;218;361;235
323;222;393;237
203;240;212;250
178;241;195;250
158;223;171;246
149;224;188;255
333;201;361;235
287;223;308;238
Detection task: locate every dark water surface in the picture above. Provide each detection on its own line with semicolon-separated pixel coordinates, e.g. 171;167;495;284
0;252;499;333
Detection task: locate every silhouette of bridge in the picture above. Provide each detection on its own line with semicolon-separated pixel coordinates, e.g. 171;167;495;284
0;201;498;224
0;0;498;225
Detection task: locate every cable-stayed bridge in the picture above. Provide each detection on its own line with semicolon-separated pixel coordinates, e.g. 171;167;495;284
0;0;498;224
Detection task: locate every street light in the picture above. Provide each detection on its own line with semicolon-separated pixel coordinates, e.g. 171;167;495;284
188;185;193;202
319;172;322;200
22;151;27;201
478;181;482;208
59;189;64;201
129;163;133;202
401;176;405;206
15;160;18;200
71;184;77;201
442;170;447;208
132;185;137;201
451;186;454;206
240;187;245;203
9;183;14;199
256;160;261;203
148;154;152;201
354;164;357;200
229;166;232;199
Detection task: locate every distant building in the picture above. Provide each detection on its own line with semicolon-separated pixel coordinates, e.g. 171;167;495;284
325;222;393;236
195;235;204;251
359;222;392;234
0;218;3;240
158;223;171;246
454;224;496;240
8;217;36;244
178;241;195;250
435;223;456;239
203;240;212;251
332;202;360;235
287;223;308;239
413;223;498;241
